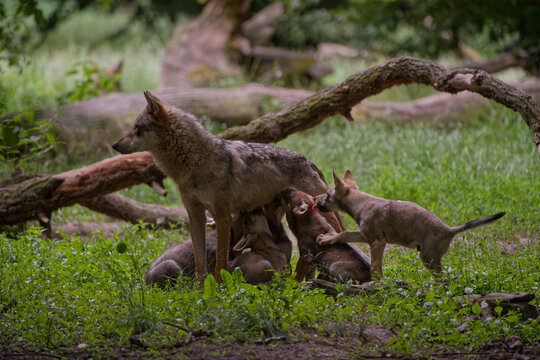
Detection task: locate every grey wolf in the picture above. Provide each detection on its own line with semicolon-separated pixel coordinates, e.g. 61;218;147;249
112;91;343;282
314;170;505;279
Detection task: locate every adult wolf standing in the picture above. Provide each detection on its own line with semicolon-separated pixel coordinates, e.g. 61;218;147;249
112;91;345;282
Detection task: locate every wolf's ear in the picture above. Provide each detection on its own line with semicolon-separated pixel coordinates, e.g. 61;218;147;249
233;234;255;251
293;202;309;216
144;91;169;126
333;170;349;196
343;170;358;188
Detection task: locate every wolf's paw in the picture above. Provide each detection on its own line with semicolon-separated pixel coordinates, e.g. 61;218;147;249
317;233;337;246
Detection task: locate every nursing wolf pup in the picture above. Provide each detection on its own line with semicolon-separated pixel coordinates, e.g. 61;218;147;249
226;208;289;285
314;170;505;280
146;208;289;287
112;91;343;282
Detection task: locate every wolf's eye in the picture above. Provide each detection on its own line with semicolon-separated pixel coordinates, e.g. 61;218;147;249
133;126;143;136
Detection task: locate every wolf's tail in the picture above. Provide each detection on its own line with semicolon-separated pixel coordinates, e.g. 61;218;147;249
450;211;506;235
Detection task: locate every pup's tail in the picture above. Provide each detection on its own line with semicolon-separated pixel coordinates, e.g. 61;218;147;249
450;211;506;234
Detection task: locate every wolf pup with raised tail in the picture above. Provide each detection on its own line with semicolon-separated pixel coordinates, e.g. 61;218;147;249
314;170;505;280
112;91;344;282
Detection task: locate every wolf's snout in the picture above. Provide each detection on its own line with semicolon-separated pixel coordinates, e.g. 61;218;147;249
112;141;119;152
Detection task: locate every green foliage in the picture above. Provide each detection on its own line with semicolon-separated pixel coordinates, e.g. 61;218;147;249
343;0;540;72
0;0;45;66
0;111;60;175
56;60;122;104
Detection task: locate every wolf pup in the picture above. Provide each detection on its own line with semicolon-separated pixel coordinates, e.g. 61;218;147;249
226;208;289;285
282;188;371;283
314;170;505;280
112;91;343;282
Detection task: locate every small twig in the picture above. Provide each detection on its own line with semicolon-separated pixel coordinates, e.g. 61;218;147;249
255;335;287;344
161;314;221;345
161;320;190;333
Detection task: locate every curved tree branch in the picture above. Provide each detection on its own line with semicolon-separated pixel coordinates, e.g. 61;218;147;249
219;56;540;158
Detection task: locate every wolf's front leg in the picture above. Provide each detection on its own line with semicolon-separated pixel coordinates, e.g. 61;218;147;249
317;230;370;245
184;199;208;282
214;203;231;283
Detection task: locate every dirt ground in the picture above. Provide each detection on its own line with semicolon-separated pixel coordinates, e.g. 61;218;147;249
2;330;539;360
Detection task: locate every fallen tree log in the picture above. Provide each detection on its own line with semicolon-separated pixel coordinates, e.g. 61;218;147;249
79;193;189;229
454;51;528;74
456;292;538;320
4;84;313;154
6;80;540;155
0;153;166;230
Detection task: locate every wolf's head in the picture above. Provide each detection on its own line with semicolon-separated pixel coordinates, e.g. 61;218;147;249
112;91;170;154
281;188;315;219
313;170;357;212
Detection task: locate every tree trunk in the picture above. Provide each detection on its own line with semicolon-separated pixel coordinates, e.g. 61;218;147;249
160;0;250;88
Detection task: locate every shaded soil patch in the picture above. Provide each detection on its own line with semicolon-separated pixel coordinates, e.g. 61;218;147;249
2;332;539;360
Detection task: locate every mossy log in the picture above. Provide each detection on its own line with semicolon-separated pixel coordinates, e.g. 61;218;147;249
5;79;538;156
0;153;167;231
220;56;540;159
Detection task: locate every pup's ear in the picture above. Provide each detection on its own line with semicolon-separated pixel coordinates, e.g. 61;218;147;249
293;202;309;216
343;170;358;188
144;91;169;126
233;234;255;252
333;170;349;196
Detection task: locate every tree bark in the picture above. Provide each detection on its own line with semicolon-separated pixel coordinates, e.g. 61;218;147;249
0;152;166;226
160;0;250;88
220;56;540;158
